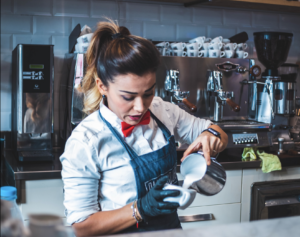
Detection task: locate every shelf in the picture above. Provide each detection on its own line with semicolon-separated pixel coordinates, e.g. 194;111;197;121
144;0;300;13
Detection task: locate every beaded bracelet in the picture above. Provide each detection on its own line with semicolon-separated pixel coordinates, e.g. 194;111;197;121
131;200;142;228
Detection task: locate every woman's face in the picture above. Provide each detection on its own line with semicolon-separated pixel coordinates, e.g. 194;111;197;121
97;72;156;125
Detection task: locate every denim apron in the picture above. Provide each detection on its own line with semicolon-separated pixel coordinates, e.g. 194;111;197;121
99;110;181;233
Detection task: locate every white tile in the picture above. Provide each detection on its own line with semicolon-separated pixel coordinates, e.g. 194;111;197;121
54;0;89;17
280;14;300;30
253;12;279;29
161;5;192;23
224;10;252;27
210;26;237;39
119;20;143;37
176;24;206;42
91;0;118;19
1;0;13;13
119;2;126;20
125;2;160;21
35;16;71;35
1;14;32;34
144;22;176;41
13;35;51;49
1;34;13;53
15;0;52;16
193;7;223;25
72;17;100;32
52;36;69;54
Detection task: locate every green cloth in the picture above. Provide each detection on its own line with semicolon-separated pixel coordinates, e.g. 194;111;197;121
242;147;282;173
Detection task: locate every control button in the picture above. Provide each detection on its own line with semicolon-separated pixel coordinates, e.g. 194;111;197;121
23;76;31;79
23;71;31;75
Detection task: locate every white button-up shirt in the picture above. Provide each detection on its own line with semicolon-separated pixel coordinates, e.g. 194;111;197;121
60;97;212;225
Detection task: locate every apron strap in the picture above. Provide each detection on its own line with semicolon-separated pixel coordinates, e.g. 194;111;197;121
148;110;172;140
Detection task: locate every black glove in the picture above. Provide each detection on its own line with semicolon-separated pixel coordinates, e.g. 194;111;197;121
137;176;180;221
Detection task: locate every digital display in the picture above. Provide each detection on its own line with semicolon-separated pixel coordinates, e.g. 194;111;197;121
29;64;44;69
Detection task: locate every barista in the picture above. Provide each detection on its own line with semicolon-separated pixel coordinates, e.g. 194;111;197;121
60;19;228;237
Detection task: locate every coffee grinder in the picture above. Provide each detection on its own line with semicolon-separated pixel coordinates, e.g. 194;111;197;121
252;32;295;152
12;44;54;161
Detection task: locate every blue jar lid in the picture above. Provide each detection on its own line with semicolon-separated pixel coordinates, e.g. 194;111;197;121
0;186;17;200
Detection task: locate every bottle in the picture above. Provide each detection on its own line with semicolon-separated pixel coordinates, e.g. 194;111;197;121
1;186;24;224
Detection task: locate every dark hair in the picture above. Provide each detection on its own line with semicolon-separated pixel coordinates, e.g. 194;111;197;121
82;19;160;114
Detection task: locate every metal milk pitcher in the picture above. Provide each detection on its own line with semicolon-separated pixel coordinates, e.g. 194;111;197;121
181;151;226;196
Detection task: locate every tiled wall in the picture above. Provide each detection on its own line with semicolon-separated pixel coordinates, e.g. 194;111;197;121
1;0;300;131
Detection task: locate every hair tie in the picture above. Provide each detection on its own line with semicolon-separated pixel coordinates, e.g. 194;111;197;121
112;33;123;39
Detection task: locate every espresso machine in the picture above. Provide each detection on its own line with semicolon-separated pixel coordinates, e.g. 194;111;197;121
12;44;54;161
156;57;272;149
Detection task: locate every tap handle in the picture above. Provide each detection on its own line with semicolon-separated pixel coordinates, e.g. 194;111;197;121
226;98;240;112
182;98;197;112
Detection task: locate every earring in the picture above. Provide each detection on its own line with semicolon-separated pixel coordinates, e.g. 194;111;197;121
102;95;106;99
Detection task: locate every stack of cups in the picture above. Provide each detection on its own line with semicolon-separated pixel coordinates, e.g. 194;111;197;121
189;36;211;57
235;43;248;59
170;42;187;57
155;42;170;56
208;36;225;58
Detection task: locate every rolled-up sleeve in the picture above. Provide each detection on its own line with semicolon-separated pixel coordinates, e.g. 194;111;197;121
165;102;213;145
60;136;101;225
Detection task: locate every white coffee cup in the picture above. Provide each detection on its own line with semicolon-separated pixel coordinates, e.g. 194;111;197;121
236;51;248;58
222;38;230;44
186;50;200;57
157;47;169;56
209;42;223;50
225;50;235;58
172;49;187;57
77;33;93;43
189;36;206;44
186;42;202;51
201;42;210;50
155;41;170;48
210;36;223;44
224;43;237;51
163;184;197;210
237;43;247;51
170;42;186;50
200;49;209;57
209;49;225;58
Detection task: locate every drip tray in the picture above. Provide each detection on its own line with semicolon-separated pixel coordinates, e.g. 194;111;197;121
214;120;271;130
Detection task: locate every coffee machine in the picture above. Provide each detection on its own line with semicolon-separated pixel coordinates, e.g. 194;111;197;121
12;44;54;161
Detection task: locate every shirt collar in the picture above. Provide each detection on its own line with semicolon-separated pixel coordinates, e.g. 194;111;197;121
99;100;122;129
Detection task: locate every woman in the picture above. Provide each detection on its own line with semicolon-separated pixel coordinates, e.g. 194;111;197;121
60;19;228;237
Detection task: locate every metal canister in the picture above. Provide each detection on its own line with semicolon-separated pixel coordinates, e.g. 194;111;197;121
273;81;295;115
180;152;226;196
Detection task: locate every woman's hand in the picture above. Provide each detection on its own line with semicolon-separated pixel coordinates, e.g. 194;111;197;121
181;125;228;165
137;176;180;221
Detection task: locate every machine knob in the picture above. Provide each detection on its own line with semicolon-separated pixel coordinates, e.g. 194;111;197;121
249;65;262;77
182;98;197;112
226;98;240;112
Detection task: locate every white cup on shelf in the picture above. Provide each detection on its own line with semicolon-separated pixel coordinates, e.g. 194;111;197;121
199;49;209;57
189;36;206;44
224;43;237;51
170;42;186;50
209;49;225;58
155;41;170;48
171;49;187;57
236;50;248;59
186;42;202;51
209;42;223;50
237;43;247;51
225;50;235;58
210;36;223;44
186;50;200;57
